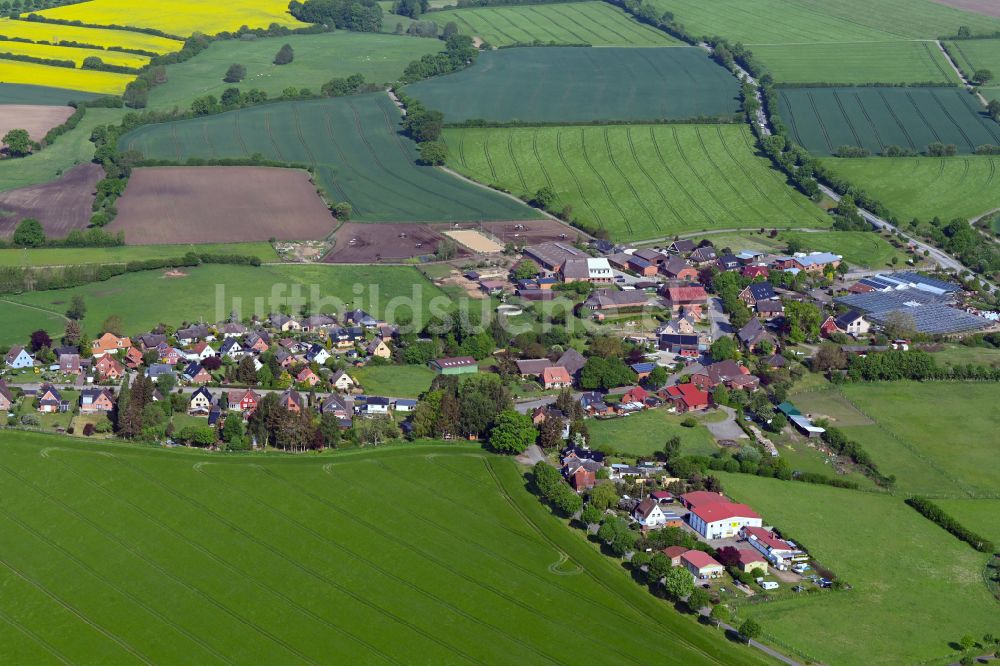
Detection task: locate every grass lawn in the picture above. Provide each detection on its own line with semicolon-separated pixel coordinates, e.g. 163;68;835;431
753;41;960;85
935;499;1000;542
0;299;68;347
0;431;762;665
430;1;680;47
719;473;997;665
587;408;719;457
147;32;444;111
352;364;436;398
445;124;828;241
819;156;1000;222
926;343;1000;367
688;230;912;269
772;433;876;489
69;412;113;438
8;263;448;338
16;390;78;431
0;107;125;193
0;243;279;267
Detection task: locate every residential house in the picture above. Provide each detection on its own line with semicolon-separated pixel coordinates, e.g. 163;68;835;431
689;246;717;265
330;369;357;392
270;314;301;332
542;366;572;390
0;380;15;412
59;353;82;375
569;465;597;491
297;367;320;387
181;362;212;384
681;550;725;579
516;358;553;377
756;299;785;320
188;387;214;415
5;345;34;369
320;393;350;418
739;282;778;309
741;526;808;570
632;248;667;267
716;254;741;271
662;545;688;567
626;256;658;278
90;332;132;357
344;309;378;328
531;407;570;439
80;387;115;414
663;383;710;412
633;498;670;528
301;314;337;334
244;332;269;354
188;341;217;361
717;546;769;575
667;239;696;255
742;265;770;280
146;364;175;383
366;339;391;359
835;310;871;336
820;316;840;338
227;388;259;414
661;255;698;280
305;344;331;365
662;285;708;316
660;316;696;335
630;362;656;380
137;333;167;351
37;384;68;413
791;252;841;273
157;344;184;366
280;389;304;413
219;338;245;361
394;399;417;412
123;346;144;370
557;349;587;377
221;322;247;338
737;318;777;352
688;499;763;539
690;360;759;391
658;332;702;355
94;355;125;381
357;396;390;415
583;289;650;312
429;357;478;375
621;385;649;406
175;324;210;345
580;391;615;416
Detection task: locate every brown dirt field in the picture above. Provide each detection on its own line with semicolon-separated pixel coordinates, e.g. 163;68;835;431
459;219;585;246
929;0;1000;17
0;105;74;142
323;222;469;263
108;167;335;245
0;162;100;238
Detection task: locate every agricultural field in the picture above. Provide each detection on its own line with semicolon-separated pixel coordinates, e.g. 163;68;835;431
108;167;336;244
0;163;102;238
777;86;1000;155
0;83;101;105
119;92;539;223
819;155;1000;221
0;432;760;665
324;222;463;263
0;39;150;69
146;32;445;111
0;58;136;94
444;124;828;241
0;104;73;141
352;364;436;397
945;38;1000;101
0;106;125;192
587;409;720;458
753;41;961;85
647;0;1000;44
720;473;998;666
37;0;302;35
429;1;680;47
0;300;68;346
9;263;452;336
403;47;740;123
0;242;279;268
0;17;184;53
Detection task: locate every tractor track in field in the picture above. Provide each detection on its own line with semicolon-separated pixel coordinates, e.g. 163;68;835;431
507;129;529;193
482;132;499;181
580;127;632;234
671;126;735;223
877;90;917;150
693;127;762;222
473;11;519;44
905;91;945;144
779;89;806;148
233;110;249;156
929;90;975;150
291;105;318;167
41;450;395;663
806;91;836;153
201;122;216;159
520;6;569;43
0;605;72;665
737;126;818;216
957;90;1000;144
555;129;604;228
832;90;865;149
650;126;717;225
625;126;682;226
319;111;358;209
713;125;785;219
531;128;556;192
853;91;887;151
603;127;657;229
922;41;953;83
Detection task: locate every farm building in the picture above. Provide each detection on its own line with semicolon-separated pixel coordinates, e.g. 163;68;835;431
835;290;991;335
741;526;808;570
584;289;650;311
430;357;479;375
687;498;762;539
523;241;587;272
680;550;724;579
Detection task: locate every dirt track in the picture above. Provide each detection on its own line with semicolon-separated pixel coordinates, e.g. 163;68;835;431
0;105;74;142
109;167;335;245
0;163;99;238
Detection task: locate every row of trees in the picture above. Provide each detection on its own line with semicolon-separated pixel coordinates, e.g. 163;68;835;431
288;0;383;32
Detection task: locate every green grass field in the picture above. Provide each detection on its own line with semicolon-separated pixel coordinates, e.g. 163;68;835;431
429;1;680;47
927;343;1000;367
147;32;444;111
352;364;436;398
0;82;102;105
0;242;279;267
719;473;997;666
587;408;719;457
444;124;828;241
777;86;1000;155
946;38;1000;102
8;263;447;338
820;155;1000;221
935;499;1000;542
0;299;68;346
0;431;762;665
753;41;960;85
0;107;125;192
689;230;912;268
648;0;1000;43
403;47;740;123
119;92;538;223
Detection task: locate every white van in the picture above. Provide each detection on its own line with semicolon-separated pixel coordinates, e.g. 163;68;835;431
760;581;780;591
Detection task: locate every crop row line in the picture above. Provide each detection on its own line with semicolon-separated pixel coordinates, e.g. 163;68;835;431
877;90;917;150
482;131;499;181
318;110;360;210
291;104;318;168
232;110;249;156
955;90;1000;144
579;128;632;234
520;6;572;44
713;125;786;220
806;91;836;153
737;125;818;217
922;41;953;84
555;129;604;228
625;126;682;226
0;603;72;665
650;126;717;225
692;126;760;222
531;128;556;192
832;91;866;148
929;90;976;148
904;91;946;144
852;92;888;151
545;4;612;44
603;127;657;229
201;122;216;159
507;130;529;193
471;11;520;44
264;111;286;161
778;89;806;149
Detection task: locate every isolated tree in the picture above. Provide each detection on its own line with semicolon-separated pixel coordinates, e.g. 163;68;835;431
29;329;52;352
442;21;458;39
739;618;762;643
273;43;294;65
972;69;994;85
81;55;105;70
332;202;352;220
101;314;124;336
224;63;246;83
537;414;566;449
709;603;730;627
646;365;669;388
2;128;31;156
814;342;848;372
532;186;557;210
687;588;710;614
236;356;258;385
488;409;536;454
988;99;1000;122
62;319;82;346
417;140;447;165
65;295;86;321
581;503;602;526
12;218;45;247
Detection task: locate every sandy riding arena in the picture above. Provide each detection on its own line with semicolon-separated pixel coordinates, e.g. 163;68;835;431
444;229;504;254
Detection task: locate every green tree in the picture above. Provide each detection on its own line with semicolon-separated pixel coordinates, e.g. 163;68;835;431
333;201;352;220
531;186;557;210
222;415;248;449
488;409;537;454
236;356;258;385
12;218;45;247
784;300;822;342
972;69;994;85
224;63;247;83
354;414;400;446
273;43;294;65
646;365;668;388
101;314;123;336
317;412;341;448
537;414;566;449
710;336;738;361
417;140;447;165
739;618;762;643
663;565;694;600
647;552;672;583
65;295;86;320
687;588;710;614
579;357;634;390
709;603;730;626
581;503;602;525
989;99;1000;122
960;634;977;651
512;259;540;281
587;482;618;510
2;128;32;157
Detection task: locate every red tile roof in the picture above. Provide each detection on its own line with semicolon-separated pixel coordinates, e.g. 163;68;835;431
663;545;687;559
680;491;727;509
743;526;794;551
543;366;572;384
681;550;723;570
665;285;708;302
691;501;761;524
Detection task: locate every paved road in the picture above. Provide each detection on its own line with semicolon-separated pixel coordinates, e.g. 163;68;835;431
705;405;748;441
696;608;800;665
707;296;732;341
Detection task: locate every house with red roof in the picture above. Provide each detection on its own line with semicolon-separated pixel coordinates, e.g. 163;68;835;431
679;490;727;509
663;383;710;412
542;365;572;390
227;389;259;415
740;526;808;569
297;367;320;387
123;346;144;370
570;466;597;491
662;545;688;567
621;385;649;406
742;265;769;280
662;285;708;317
94;354;125;381
688;501;762;539
717;545;769;575
690;360;759;391
90;332;132;358
680;550;724;579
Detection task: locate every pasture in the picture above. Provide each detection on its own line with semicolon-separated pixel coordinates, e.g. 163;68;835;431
0;163;101;239
720;473;998;666
429;1;680;47
0;58;135;94
646;0;1000;43
0;300;67;346
119;92;539;223
778;86;1000;155
753;41;960;85
0;242;279;267
946;38;1000;100
352;364;436;397
820;155;1000;221
0;39;150;69
588;408;719;457
37;0;301;35
403;47;741;123
778;230;911;267
324;222;461;263
444;124;828;241
9;263;451;335
0;432;759;665
108;167;335;244
935;499;1000;542
147;32;444;111
0;17;183;53
0;104;74;141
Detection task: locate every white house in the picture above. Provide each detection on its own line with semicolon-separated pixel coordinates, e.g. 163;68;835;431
5;346;34;369
688;500;762;539
188;387;214;415
219;338;245;360
331;370;356;392
306;344;331;365
187;342;217;362
586;257;614;283
740;526;808;570
633;498;668;528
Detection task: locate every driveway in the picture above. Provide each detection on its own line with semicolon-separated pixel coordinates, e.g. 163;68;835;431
706;406;748;441
707;296;732;340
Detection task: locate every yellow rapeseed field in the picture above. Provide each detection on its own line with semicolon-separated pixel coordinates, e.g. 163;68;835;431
37;0;302;36
0;59;135;94
0;39;150;69
0;17;183;53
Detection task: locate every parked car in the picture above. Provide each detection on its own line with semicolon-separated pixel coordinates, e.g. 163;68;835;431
792;563;811;573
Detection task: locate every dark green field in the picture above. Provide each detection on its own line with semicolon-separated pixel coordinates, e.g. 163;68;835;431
777;86;1000;155
403;47;740;123
0;83;101;105
119;93;538;223
0;432;761;665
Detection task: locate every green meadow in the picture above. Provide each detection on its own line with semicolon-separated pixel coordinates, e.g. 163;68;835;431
587;408;719;457
352;364;436;398
0;243;279;267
